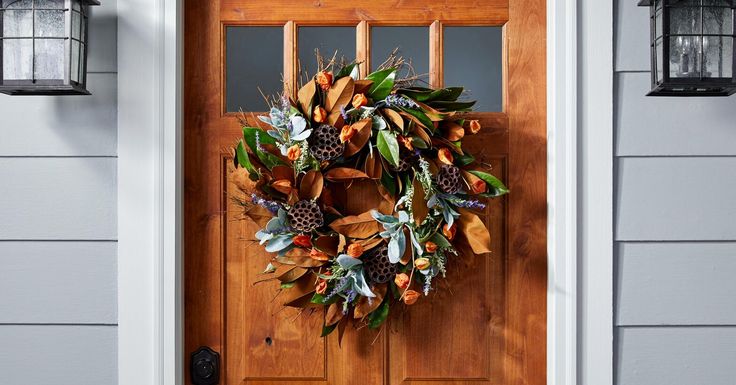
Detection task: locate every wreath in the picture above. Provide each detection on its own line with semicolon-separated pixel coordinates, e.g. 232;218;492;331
232;54;508;339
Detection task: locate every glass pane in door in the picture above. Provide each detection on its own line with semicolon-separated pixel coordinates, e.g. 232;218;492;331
298;26;356;78
370;26;429;82
226;26;284;112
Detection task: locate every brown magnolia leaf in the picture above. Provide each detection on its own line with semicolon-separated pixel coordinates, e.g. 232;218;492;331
412;178;429;225
325;76;355;112
337;234;347;254
337;316;349;347
271;179;293;195
244;205;274;228
231;167;257;193
416;101;452;121
343;119;372;157
376;184;395;214
364;151;383;180
314;234;339;256
329;211;382;239
442;121;465;141
327;109;346;127
271;165;293;182
383;108;404;131
400;227;412;265
252;264;294;284
326;302;344;326
277;265;309;283
400;111;428;129
458;209;492;254
324;167;371;181
282;273;317;307
431;137;464;155
299;170;324;200
353;284;387;319
358;237;384;251
275;255;327;268
297;79;316;119
411;124;432;147
354;79;374;94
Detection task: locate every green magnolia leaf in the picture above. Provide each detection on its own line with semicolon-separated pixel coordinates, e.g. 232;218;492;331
377;130;400;167
366;68;397;100
469;170;509;197
430;233;452;249
401;107;435;133
321;322;338;337
367;298;389;329
336;62;359;79
311;292;340;305
235;141;259;180
455;153;475;167
380;171;397;196
280;282;296;289
242;127;285;170
427;100;476;112
396;87;433;101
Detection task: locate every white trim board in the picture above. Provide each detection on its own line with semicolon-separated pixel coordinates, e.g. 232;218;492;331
116;1;610;384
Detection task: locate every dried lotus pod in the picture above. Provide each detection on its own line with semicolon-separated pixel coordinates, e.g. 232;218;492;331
363;245;397;284
309;124;345;161
287;199;324;232
437;165;462;194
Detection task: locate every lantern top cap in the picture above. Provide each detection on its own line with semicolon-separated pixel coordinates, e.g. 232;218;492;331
639;0;735;6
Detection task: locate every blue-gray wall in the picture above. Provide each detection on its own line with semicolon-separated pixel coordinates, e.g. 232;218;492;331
615;1;736;384
0;1;118;384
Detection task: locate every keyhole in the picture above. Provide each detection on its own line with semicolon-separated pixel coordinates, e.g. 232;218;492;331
265;337;273;346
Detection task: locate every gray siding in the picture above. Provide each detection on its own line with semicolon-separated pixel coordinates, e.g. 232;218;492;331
614;0;736;384
0;1;118;384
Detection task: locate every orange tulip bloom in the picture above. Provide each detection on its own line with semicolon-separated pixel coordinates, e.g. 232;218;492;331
424;242;438;253
468;119;482;134
286;144;301;161
438;148;454;165
351;93;368;108
292;234;312;248
339;124;357;143
442;223;456;240
471;179;487;194
346;243;364;258
313;106;327;123
316;280;328;294
403;290;420;305
394;273;410;290
316;71;333;90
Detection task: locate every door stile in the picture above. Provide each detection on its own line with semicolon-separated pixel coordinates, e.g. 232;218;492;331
429;21;443;88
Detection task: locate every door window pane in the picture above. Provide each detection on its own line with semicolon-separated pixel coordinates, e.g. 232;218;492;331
444;26;503;112
298;26;356;78
370;26;429;82
226;26;284;112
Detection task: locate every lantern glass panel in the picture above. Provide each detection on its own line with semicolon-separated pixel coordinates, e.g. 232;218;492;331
34;39;64;79
656;37;664;83
3;10;33;36
71;40;80;83
35;0;65;8
35;10;65;37
670;35;703;77
656;7;663;37
2;0;32;8
703;7;733;34
670;6;702;35
72;9;81;40
2;38;32;80
704;35;733;77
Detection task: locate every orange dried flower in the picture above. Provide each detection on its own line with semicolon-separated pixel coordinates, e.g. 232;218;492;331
424;242;438;253
316;71;333;90
351;93;368;108
310;248;330;261
468;120;482;134
414;257;431;270
339;124;356;143
471;179;487;194
437;148;454;165
286;144;302;161
271;179;293;195
394;273;410;290
403;290;420;305
316;280;328;294
346;243;364;258
398;135;414;151
442;223;456;240
313;106;327;123
293;234;312;248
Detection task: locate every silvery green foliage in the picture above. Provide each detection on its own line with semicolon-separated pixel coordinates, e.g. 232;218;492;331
335;255;375;297
255;209;294;254
371;210;423;264
427;193;460;227
258;107;312;155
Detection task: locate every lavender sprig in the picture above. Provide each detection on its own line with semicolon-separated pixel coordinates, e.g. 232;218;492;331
384;94;419;109
251;193;281;214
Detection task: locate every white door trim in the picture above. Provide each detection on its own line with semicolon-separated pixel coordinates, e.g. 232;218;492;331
117;0;611;383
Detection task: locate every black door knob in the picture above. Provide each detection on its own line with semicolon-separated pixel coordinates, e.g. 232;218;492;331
190;346;220;385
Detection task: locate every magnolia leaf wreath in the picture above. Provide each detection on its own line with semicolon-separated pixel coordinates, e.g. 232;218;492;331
232;54;508;339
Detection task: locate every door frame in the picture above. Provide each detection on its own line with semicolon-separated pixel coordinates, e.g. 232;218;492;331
116;0;613;384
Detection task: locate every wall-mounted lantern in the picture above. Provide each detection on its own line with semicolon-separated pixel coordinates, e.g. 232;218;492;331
639;0;736;96
0;0;99;95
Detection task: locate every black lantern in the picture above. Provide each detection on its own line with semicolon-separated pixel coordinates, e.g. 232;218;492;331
0;0;99;95
639;0;736;96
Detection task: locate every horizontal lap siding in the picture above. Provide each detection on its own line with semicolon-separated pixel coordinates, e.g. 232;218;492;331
0;0;119;383
614;0;736;384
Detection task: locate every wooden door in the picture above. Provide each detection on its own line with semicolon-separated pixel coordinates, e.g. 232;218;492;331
184;1;547;385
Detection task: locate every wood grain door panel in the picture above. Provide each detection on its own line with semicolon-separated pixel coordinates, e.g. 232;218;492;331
185;1;546;384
